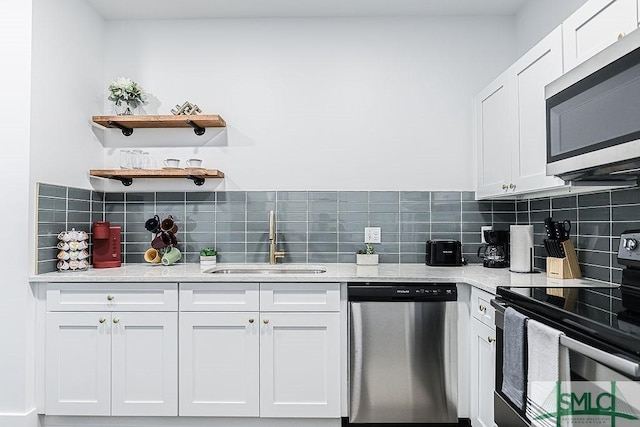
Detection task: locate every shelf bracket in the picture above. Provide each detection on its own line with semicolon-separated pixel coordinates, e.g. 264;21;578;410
186;119;206;136
107;120;134;137
187;175;206;186
104;175;133;186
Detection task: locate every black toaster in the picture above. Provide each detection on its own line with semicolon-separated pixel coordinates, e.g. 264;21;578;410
426;240;463;266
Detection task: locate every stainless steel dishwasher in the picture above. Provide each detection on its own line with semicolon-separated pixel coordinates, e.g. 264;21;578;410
347;282;458;425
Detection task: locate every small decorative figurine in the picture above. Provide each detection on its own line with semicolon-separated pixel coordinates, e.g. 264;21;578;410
171;101;202;115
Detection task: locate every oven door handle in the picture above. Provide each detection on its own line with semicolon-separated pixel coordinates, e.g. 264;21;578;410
560;334;640;378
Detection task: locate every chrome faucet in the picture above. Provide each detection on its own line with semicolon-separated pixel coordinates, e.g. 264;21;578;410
268;210;285;264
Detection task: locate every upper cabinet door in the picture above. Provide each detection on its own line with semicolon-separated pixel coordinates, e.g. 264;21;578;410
563;0;639;71
475;70;511;199
509;26;566;194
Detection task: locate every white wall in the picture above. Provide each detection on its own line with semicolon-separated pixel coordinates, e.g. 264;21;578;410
0;1;35;425
515;0;588;56
30;0;105;191
102;17;515;191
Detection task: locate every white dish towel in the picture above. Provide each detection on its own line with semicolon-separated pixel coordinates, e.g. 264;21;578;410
526;319;571;427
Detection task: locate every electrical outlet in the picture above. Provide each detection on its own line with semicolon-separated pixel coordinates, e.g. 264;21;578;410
365;227;381;244
481;225;493;244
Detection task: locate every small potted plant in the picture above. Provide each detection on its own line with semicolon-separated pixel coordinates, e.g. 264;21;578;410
199;247;217;270
356;243;378;265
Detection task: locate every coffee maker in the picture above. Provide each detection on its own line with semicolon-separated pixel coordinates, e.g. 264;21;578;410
92;221;122;268
477;230;509;268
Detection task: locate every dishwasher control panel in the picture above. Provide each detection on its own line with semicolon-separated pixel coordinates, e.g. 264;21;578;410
347;282;457;302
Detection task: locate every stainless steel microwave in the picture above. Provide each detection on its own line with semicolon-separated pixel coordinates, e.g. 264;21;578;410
546;29;640;183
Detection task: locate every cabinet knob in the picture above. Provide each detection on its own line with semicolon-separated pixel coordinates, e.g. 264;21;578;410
113;317;120;324
479;305;487;312
98;317;106;324
249;318;255;323
619;32;626;40
107;295;114;301
501;184;508;190
488;336;496;343
263;319;269;324
509;183;516;190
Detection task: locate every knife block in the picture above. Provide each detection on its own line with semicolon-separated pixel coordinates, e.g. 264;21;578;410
546;240;582;279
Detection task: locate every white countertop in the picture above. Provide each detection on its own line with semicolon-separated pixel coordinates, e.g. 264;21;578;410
30;263;612;294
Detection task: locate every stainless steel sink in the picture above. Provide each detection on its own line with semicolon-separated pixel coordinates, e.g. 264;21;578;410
205;264;327;275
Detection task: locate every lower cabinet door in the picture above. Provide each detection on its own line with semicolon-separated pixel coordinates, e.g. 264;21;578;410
111;312;178;416
45;312;111;416
179;312;260;416
259;312;340;418
471;319;497;427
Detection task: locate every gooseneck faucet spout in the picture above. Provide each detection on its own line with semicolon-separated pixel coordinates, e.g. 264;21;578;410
269;210;285;265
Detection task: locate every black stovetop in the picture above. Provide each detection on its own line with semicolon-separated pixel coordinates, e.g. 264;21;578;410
496;285;640;358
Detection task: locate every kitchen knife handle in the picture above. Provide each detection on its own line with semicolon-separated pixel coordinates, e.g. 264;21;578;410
544;217;557;239
554;222;564;241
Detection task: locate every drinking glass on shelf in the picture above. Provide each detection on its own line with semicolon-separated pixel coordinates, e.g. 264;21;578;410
131;149;145;169
143;155;157;169
119;149;132;169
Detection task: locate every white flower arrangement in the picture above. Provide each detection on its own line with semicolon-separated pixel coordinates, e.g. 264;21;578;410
108;77;148;109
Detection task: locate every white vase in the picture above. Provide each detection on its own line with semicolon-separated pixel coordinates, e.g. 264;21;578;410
356;254;379;265
200;255;217;272
114;102;137;116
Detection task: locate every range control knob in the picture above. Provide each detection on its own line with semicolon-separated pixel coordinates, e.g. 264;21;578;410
624;238;638;251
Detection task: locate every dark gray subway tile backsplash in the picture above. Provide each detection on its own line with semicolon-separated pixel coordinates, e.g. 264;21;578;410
36;183;640;291
516;187;640;285
37;186;514;272
37;183;103;274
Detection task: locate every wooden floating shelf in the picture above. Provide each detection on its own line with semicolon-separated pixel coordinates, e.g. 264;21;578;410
91;114;226;136
90;168;225;186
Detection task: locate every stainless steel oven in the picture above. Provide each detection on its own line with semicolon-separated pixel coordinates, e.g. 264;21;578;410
492;231;640;426
492;286;640;427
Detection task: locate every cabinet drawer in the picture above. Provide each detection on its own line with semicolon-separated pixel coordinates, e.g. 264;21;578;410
180;283;260;311
260;283;340;312
471;287;495;327
47;283;178;311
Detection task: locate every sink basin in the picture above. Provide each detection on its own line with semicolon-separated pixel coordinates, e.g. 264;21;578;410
206;264;327;275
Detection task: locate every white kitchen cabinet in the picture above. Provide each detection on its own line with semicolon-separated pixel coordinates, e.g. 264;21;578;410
46;282;178;311
179;311;260;416
475;70;511;199
179;283;260;416
45;311;178;416
45;312;111;416
509;26;566;195
260;282;341;312
563;0;639;72
178;282;341;419
476;27;565;199
470;319;496;427
44;284;178;417
469;287;496;427
110;312;178;416
259;312;341;418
